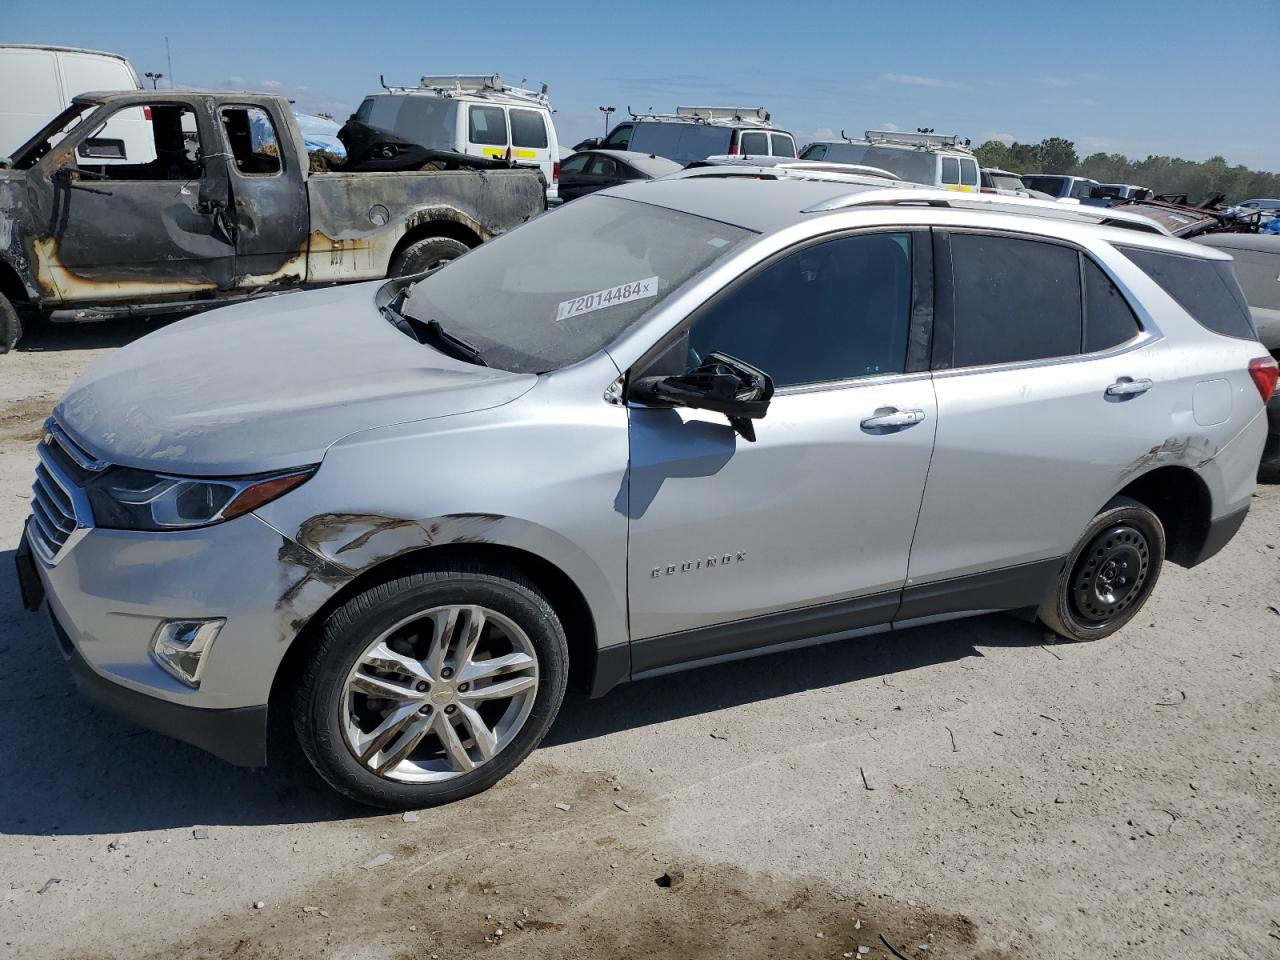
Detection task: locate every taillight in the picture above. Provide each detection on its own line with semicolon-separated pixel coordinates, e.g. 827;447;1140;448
143;106;152;121
1249;355;1278;403
552;161;559;183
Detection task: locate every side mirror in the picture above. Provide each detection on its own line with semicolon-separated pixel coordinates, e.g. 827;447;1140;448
631;352;774;442
78;138;127;160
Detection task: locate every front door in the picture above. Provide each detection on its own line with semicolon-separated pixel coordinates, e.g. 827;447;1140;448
43;100;236;299
625;230;937;674
217;103;309;286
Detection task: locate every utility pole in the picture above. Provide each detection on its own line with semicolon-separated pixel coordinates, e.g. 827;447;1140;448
165;36;173;86
599;105;615;137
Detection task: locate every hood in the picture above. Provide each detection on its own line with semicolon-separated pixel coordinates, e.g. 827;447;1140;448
55;282;537;476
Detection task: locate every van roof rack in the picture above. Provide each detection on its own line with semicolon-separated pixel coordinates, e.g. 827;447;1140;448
802;188;1170;235
863;130;972;151
379;73;550;105
629;105;773;125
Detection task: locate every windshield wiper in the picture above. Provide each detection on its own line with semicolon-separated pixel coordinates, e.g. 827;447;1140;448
402;314;488;367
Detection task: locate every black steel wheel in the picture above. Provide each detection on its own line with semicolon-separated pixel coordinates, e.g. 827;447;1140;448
1039;496;1165;641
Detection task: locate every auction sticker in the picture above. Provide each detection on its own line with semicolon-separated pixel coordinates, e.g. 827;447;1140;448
556;276;659;322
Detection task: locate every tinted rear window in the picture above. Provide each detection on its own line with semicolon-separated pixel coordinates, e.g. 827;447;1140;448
1117;247;1256;340
1023;175;1067;196
770;133;796;157
949;234;1081;367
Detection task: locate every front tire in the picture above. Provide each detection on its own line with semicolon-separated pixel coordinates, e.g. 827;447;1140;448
1039;496;1165;642
387;236;470;278
293;562;568;809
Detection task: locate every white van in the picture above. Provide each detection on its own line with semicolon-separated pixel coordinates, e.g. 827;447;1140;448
351;74;561;203
800;130;980;193
0;45;149;161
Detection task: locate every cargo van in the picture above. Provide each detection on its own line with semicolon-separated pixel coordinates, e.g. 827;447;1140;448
349;75;560;203
0;45;148;161
801;131;980;192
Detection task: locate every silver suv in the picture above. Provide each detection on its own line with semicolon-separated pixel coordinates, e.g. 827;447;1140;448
17;177;1276;808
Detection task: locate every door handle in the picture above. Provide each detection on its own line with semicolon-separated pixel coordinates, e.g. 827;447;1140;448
860;407;926;430
1106;377;1152;398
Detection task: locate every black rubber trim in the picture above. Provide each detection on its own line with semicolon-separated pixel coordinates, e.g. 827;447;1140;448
905;228;935;373
930;229;955;370
1186;505;1249;567
588;642;631;698
895;556;1065;623
14;531;44;612
631;589;901;677
1262;395;1280;468
51;613;268;767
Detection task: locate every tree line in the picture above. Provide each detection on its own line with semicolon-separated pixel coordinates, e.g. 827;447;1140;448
973;137;1280;205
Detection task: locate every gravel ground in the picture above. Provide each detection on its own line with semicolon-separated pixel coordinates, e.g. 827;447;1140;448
1;321;1278;960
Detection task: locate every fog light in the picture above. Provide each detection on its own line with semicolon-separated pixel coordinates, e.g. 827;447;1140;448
150;619;224;688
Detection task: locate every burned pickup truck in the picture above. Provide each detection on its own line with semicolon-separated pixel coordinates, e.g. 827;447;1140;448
0;91;546;351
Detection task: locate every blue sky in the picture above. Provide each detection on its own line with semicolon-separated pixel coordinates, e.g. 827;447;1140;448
9;0;1279;170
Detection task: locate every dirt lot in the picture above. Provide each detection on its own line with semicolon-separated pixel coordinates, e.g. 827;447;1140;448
1;320;1278;960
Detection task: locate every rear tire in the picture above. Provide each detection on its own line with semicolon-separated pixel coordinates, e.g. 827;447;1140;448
293;561;568;809
1038;496;1165;642
387;236;470;278
0;294;21;354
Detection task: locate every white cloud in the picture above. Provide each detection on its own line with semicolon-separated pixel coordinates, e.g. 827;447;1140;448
883;73;956;89
879;121;899;132
984;131;1016;145
811;126;835;140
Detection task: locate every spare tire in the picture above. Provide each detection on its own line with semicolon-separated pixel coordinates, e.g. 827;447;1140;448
0;293;21;354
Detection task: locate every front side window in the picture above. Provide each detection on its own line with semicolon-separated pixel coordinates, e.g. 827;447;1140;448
737;131;768;155
402;195;752;373
510;108;548;148
80;103;201;181
221;106;280;175
602;123;634;149
800;142;828;160
468;105;507;146
941;156;960;185
949;234;1081;367
586;155;619;177
687;233;913;387
560;152;589;174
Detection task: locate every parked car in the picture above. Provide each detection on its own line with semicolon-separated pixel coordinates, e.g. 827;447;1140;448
346;74;561;203
0;90;545;352
18;174;1273;809
980;167;1030;196
802;132;980;192
1021;174;1099;201
557;149;682;202
0;44;146;161
1194;232;1280;479
598;107;797;165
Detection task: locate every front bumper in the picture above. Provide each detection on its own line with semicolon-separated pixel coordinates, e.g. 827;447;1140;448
23;510;350;766
50;609;269;766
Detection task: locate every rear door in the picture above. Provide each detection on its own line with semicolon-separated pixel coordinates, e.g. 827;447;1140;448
508;107;553;197
901;230;1159;618
626;230;937;671
217;102;308;287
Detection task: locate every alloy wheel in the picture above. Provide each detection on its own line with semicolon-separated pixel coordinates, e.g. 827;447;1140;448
339;604;539;783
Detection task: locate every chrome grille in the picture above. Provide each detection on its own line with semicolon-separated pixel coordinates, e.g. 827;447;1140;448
26;419;101;565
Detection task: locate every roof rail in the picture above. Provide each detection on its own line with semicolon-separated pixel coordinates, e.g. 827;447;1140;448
380;73;550;104
864;130;972;151
676;105;771;123
802;189;1171;235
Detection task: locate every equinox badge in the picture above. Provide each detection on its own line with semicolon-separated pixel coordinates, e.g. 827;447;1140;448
652;552;748;578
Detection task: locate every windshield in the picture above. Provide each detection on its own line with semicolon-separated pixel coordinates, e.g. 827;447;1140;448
402;196;754;373
799;142;936;184
11;102;97;169
354;95;457;150
626;123;733;164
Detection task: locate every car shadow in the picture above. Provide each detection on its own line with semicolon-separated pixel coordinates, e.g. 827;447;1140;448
15;314;182;352
0;543;1049;836
545;613;1047;747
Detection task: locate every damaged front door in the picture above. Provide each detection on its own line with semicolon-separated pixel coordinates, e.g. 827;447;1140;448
40;100;236;300
217;103;309;288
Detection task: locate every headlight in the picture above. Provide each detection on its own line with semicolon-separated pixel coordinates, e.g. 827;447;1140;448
86;465;316;531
